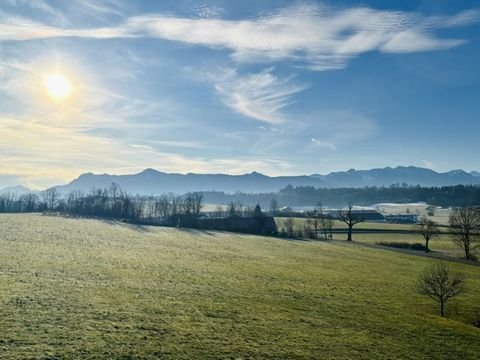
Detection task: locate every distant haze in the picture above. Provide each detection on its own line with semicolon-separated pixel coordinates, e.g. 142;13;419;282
32;166;480;195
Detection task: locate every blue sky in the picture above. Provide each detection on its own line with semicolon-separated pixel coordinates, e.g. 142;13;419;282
0;0;479;189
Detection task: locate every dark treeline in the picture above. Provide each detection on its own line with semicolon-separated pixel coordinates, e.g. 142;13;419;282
202;184;480;208
0;183;203;225
2;183;480;216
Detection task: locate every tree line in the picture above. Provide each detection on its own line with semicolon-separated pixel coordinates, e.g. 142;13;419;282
202;184;480;208
0;183;203;225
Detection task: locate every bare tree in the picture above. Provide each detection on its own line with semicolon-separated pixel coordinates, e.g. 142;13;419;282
417;215;439;253
415;262;465;317
311;215;320;239
338;205;365;241
323;216;334;240
317;205;334;240
304;218;313;238
42;188;60;211
270;198;278;216
213;205;224;218
449;207;480;260
284;217;295;238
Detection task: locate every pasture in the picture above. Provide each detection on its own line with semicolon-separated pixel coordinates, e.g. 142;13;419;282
275;217;477;259
0;214;479;359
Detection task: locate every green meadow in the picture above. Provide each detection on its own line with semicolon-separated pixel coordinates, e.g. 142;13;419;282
0;214;479;359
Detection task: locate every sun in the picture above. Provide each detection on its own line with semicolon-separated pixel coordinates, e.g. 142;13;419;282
44;73;72;100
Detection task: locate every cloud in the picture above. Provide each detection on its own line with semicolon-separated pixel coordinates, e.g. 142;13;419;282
193;3;223;18
213;68;308;124
311;138;337;150
381;30;465;53
421;160;436;170
3;0;63;19
1;4;478;70
0;115;295;189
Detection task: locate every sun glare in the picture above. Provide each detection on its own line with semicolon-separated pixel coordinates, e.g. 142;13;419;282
44;73;72;100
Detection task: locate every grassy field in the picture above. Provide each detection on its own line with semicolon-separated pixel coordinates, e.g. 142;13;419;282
0;214;479;359
373;203;452;225
275;217;477;258
276;217;418;231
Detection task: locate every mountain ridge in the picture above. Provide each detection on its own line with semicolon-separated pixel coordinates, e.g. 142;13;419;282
50;166;480;195
3;166;480;195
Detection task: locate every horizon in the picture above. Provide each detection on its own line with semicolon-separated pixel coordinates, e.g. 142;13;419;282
1;0;480;189
2;164;480;192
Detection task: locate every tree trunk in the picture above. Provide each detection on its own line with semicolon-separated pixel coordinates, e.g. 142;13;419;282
425;238;429;253
440;301;445;317
347;225;353;241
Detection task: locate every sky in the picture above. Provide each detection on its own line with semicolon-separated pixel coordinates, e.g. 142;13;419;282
0;0;479;189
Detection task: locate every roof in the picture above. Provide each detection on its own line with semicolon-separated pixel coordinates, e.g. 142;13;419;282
329;209;385;221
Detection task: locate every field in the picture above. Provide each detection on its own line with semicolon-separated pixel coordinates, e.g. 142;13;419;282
373;203;452;225
0;214;479;359
275;217;478;259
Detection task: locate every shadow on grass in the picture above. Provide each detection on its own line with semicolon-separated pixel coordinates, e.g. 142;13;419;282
175;227;219;237
376;241;427;251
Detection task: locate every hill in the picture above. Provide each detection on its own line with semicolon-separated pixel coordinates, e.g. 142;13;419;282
0;214;479;359
0;185;32;195
54;166;480;195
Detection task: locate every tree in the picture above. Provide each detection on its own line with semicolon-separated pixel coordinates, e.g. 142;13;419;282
415;262;465;317
42;187;60;211
417;215;439;253
213;205;224;218
253;204;263;218
228;202;237;217
317;205;333;240
311;212;320;239
449;207;480;260
338;205;364;241
284;217;295;237
322;215;334;240
304;218;313;238
270;198;279;216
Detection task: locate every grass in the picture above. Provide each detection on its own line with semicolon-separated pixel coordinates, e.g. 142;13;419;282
275;217;476;258
276;217;419;231
0;214;479;359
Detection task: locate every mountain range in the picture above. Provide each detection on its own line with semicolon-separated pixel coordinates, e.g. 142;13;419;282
2;166;480;195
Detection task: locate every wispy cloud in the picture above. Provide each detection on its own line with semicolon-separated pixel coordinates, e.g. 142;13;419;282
311;138;337;150
213;68;308;124
0;115;294;189
1;3;478;70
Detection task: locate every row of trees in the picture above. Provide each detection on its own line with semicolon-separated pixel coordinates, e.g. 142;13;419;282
0;192;43;213
201;184;480;208
417;207;480;260
280;206;335;239
0;184;204;225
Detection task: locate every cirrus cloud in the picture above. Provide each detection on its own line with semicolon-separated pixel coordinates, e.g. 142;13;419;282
0;3;478;71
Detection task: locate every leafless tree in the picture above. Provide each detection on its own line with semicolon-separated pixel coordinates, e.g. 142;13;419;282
415;262;465;317
228;201;243;217
317;205;334;240
213;205;224;218
322;215;334;240
338;205;365;241
19;193;38;212
311;213;320;239
304;218;313;238
42;187;60;211
270;198;279;216
417;215;439;253
449;207;480;260
284;217;295;237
